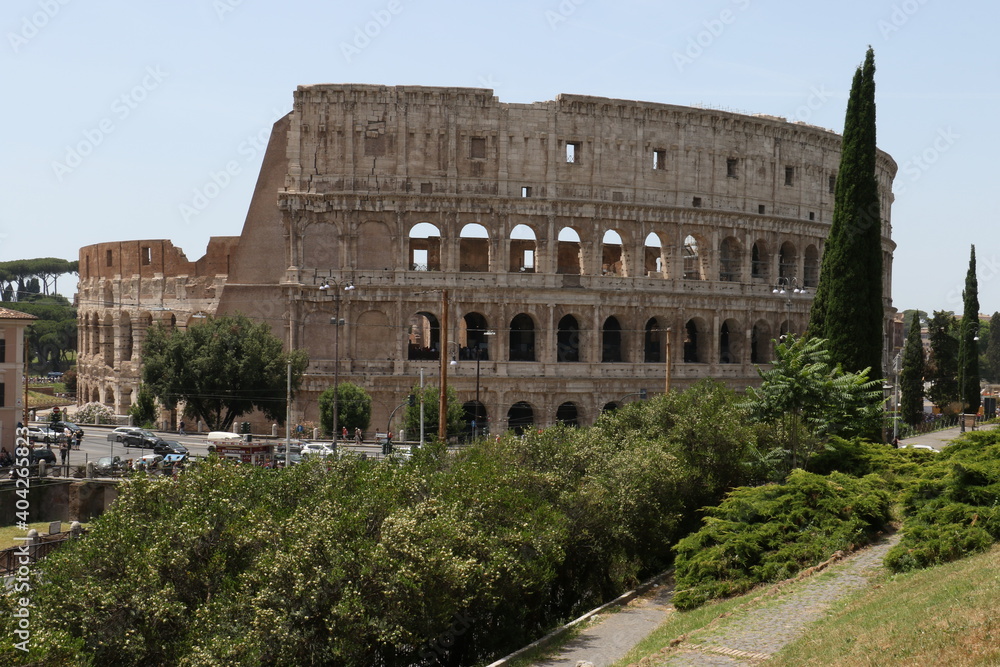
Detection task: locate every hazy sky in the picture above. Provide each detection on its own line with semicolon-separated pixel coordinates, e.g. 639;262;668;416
3;1;995;314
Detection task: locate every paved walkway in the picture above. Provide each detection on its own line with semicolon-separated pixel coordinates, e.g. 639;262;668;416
900;421;993;451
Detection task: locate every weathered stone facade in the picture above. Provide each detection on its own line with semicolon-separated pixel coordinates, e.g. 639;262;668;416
79;84;898;435
76;238;238;415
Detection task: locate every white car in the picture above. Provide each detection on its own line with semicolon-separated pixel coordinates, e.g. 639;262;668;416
300;443;335;458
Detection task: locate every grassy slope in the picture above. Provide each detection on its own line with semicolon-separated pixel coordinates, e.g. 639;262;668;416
615;543;1000;666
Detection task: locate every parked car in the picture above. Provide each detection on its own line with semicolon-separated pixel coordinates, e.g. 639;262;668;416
153;440;189;456
29;447;57;465
51;421;84;440
300;443;335;458
25;425;57;444
94;456;126;476
108;427;165;449
273;452;302;467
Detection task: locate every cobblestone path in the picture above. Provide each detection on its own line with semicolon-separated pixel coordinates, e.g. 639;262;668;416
655;533;901;666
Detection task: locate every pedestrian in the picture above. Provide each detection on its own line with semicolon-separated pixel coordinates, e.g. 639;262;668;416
59;439;69;467
74;430;83;450
342;426;348;439
354;427;362;446
892;436;900;448
179;420;186;436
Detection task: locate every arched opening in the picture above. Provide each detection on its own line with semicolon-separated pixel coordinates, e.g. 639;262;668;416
602;316;624;362
719;237;741;282
409;222;442;271
459;223;490;272
683;235;705;280
507;401;534;435
601;402;619;413
557;314;580;362
804;245;819;287
644;232;665;276
683;318;707;363
407;312;440;360
556;402;580;427
509;314;536;362
557;227;582;275
460;312;491;360
462;401;488;439
644;318;663;363
751;241;769;280
751;321;771;364
509;224;537;273
778;241;797;279
120;314;133;362
601;230;625;276
719;319;741;364
302;221;340;270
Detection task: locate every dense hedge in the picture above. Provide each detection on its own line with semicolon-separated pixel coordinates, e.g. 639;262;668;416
671;469;893;610
885;431;1000;572
1;381;757;666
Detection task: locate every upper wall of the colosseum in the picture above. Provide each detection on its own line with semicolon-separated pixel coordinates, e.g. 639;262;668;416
283;85;896;225
79;238;239;282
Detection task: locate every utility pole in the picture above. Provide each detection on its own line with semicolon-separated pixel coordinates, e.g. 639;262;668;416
439;289;448;441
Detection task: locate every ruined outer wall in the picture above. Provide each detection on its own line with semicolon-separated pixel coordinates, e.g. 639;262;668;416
77;238;238;415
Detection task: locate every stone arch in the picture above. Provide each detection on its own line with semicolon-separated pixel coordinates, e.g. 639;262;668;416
460;312;491;360
409;222;442;271
683;234;708;280
556;227;582;275
719;318;742;364
357;220;393;270
719;236;742;282
509;223;537;273
644;317;663;363
778;241;797;279
804;244;820;287
644;232;666;277
751;240;770;281
557;314;581;362
602;316;624;362
601;229;625;276
751;320;771;364
301;220;341;270
459;223;490;272
556;401;580;427
683;317;708;363
408;311;440;360
462;400;487;439
507;401;534;435
120;313;133;362
509;313;536;362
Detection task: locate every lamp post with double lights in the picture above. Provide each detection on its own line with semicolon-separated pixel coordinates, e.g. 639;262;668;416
319;278;356;446
772;277;808;340
448;332;495;438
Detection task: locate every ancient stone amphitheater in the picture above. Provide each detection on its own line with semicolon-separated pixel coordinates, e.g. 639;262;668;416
77;84;897;435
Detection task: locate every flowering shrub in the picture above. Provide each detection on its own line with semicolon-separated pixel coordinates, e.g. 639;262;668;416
72;401;116;424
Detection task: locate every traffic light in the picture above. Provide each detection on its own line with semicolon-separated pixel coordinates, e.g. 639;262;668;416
408;394;416;407
639;388;648;400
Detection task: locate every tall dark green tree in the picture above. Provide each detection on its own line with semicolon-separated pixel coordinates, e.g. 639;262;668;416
318;382;372;436
900;311;925;427
986;312;1000;383
958;246;981;413
808;47;884;377
926;311;958;411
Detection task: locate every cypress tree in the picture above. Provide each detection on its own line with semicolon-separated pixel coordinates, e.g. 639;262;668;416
926;311;959;411
958;245;981;414
900;311;925;427
808;47;884;377
986;312;1000;383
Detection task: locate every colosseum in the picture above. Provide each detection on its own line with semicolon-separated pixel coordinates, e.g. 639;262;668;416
77;84;898;435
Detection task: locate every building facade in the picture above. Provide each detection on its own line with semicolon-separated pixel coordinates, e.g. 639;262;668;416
79;85;898;434
0;306;36;451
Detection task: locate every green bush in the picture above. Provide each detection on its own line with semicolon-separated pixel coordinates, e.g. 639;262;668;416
671;469;893;610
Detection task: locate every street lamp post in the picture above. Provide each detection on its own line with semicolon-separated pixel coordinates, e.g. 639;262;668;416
772;277;807;339
320;278;355;446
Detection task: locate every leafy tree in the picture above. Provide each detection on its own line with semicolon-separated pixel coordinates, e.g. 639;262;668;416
926;311;959;411
3;295;77;372
986;312;1000;383
129;385;158;428
808;48;884;377
141;314;308;431
0;257;77;301
743;336;884;469
958;246;981;413
318;381;372;436
402;384;469;442
900;310;925;427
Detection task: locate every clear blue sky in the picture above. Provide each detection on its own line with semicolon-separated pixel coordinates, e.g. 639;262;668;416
3;0;995;315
